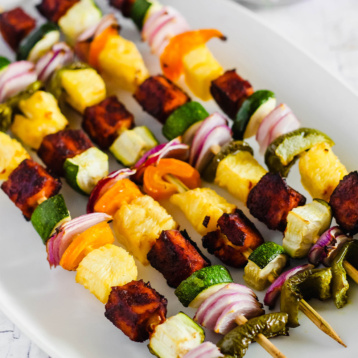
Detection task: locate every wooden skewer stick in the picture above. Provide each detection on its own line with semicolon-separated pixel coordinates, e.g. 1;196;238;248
343;261;358;284
298;299;346;347
235;315;287;358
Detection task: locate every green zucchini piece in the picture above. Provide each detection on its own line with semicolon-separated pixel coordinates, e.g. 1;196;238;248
202;140;253;182
17;22;59;62
131;0;152;30
31;194;71;244
148;312;205;358
218;313;289;357
265;128;335;177
64;147;108;195
0;56;10;74
109;126;158;166
232;90;276;140
175;265;233;307
280;268;332;327
283;199;332;259
162;102;209;140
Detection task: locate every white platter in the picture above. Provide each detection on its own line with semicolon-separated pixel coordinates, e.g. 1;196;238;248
0;0;357;357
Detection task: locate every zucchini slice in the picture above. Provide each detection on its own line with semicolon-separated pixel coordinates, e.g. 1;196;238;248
131;0;152;30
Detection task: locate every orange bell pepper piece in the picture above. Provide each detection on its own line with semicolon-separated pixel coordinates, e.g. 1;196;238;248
160;29;226;82
143;158;201;201
88;26;118;69
93;178;143;216
60;221;115;271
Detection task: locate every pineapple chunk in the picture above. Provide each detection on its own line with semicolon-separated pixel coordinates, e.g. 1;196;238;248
99;35;149;92
0;132;30;180
11;91;68;149
183;45;223;101
299;142;348;202
113;195;177;265
61;68;106;113
215;151;267;204
170;188;236;236
76;244;137;303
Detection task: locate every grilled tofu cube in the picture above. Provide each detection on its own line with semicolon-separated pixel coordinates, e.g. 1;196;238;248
202;209;264;268
38;129;93;176
82;96;134;149
105;280;167;342
134;75;191;124
36;0;80;23
147;230;210;288
330;171;358;235
109;0;135;17
210;69;253;119
0;8;36;51
1;159;61;220
113;195;178;265
0;132;30;181
247;172;306;231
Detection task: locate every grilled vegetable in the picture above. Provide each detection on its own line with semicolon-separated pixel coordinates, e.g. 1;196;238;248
247;172;306;232
105;280;167;342
1;159;61;220
283;199;332;259
170;187;236;235
31;194;71;244
0;132;30;180
244;242;288;291
36;0;80;23
210;69;253;119
76;244;138;303
148;312;205;358
113;195;177;264
329;171;358;235
130;0;153;29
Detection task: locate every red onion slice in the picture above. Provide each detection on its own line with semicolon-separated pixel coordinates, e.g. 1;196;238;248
87;169;136;213
0;61;34;90
268;112;300;147
182;120;204;146
142;7;167;40
183;342;224;358
264;263;314;309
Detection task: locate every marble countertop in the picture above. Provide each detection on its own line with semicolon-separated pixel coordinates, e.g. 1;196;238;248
0;0;357;357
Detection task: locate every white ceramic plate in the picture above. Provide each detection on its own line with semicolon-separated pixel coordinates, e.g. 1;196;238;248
0;0;357;357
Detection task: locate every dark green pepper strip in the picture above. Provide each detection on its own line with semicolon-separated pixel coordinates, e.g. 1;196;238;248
280;268;332;327
217;313;289;358
331;240;358;308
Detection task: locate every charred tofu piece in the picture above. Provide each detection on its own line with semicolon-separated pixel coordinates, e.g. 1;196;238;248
0;8;36;51
330;171;358;235
109;0;135;17
105;280;167;342
134;75;191;124
202;209;264;268
147;230;210;288
83;96;134;149
210;69;253;119
38;129;93;176
247;172;306;232
36;0;79;23
1;159;62;220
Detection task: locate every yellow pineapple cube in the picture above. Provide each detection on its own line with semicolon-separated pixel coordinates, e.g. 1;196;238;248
215;151;267;204
99;35;149;92
76;244;137;303
299;142;348;202
113;195;177;265
183;45;223;101
61;68;106;113
11;91;68;149
170;188;236;235
0;132;30;180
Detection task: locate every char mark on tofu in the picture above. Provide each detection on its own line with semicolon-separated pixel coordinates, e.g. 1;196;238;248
105;280;167;342
38;129;93;177
83;96;134;149
203;209;264;268
36;0;80;23
0;8;36;51
210;69;253;119
1;159;61;220
330;171;358;235
147;230;210;288
247;172;306;232
134;75;191;124
109;0;135;17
